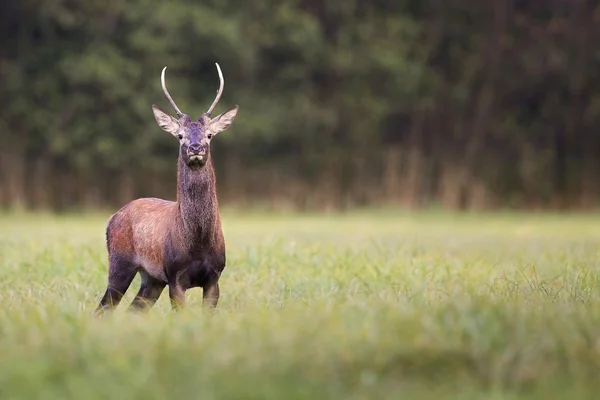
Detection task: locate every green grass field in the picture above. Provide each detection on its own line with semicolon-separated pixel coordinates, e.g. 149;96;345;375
1;210;600;399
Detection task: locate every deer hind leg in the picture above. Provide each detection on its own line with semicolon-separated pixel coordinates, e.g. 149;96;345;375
128;271;166;312
95;255;137;315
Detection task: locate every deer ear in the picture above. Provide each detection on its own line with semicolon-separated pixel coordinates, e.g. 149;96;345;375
209;105;239;135
152;105;180;136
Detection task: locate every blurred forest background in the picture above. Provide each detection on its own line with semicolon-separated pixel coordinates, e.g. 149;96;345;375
1;0;600;212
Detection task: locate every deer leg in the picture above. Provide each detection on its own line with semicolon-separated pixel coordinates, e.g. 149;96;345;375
128;271;166;312
203;282;220;309
168;283;186;311
95;256;137;315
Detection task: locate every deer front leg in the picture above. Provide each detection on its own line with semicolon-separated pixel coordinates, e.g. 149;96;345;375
168;282;186;311
203;282;220;309
202;254;224;310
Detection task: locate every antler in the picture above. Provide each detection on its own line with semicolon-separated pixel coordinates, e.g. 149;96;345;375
206;63;224;116
161;67;184;117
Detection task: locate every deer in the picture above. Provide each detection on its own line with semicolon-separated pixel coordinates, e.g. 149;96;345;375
95;63;239;314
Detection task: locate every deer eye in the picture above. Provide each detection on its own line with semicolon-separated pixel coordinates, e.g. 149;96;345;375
177;134;183;140
207;133;213;139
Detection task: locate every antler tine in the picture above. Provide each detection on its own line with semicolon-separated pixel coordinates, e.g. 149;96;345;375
206;63;224;116
161;66;184;117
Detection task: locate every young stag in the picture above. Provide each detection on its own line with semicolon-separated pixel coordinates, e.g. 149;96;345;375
95;63;239;314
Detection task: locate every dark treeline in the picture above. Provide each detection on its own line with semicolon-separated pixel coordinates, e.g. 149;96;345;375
1;0;600;212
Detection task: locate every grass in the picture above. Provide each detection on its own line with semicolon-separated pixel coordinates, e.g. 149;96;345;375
1;210;600;399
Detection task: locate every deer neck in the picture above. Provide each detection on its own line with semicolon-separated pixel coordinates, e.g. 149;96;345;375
176;155;218;238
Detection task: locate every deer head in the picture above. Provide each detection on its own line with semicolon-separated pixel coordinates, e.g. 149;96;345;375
152;63;239;169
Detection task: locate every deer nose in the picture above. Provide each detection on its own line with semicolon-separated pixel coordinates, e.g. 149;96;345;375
188;144;203;155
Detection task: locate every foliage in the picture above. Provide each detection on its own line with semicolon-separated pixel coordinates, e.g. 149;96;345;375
1;211;600;398
1;1;599;210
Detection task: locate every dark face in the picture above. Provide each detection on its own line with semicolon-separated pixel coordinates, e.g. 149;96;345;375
176;115;213;168
152;105;239;169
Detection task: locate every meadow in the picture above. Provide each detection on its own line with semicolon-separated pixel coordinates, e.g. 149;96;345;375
1;210;600;399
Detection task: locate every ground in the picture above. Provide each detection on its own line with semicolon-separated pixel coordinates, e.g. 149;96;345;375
0;210;599;399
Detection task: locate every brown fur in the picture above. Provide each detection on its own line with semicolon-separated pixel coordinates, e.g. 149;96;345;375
95;65;238;314
107;198;176;282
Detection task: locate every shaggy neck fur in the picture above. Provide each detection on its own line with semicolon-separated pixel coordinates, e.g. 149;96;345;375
176;154;219;243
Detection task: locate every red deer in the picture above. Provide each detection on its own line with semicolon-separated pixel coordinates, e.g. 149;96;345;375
95;63;239;313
